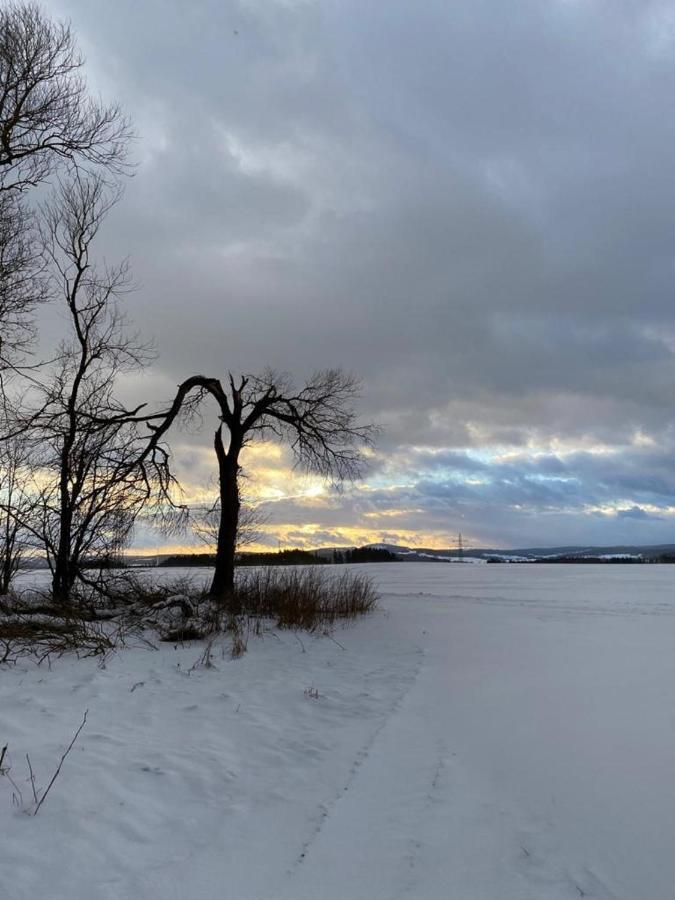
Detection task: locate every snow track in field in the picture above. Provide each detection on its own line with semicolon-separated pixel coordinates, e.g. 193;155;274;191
280;611;615;900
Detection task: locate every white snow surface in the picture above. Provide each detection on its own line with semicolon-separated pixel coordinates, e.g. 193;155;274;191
2;563;675;899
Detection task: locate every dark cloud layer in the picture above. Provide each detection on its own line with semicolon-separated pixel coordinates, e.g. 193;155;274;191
40;0;675;546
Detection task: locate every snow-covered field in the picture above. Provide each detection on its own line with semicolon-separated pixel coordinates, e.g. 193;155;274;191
2;563;675;900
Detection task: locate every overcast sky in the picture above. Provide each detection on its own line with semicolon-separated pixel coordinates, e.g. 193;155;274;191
39;0;675;550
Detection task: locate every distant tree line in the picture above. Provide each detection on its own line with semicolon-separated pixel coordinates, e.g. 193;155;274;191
538;556;646;565
158;546;400;568
158;550;323;568
159;554;217;569
238;549;325;567
330;547;399;564
487;555;652;564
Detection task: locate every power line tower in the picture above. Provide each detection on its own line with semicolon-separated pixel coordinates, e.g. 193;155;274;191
457;531;464;563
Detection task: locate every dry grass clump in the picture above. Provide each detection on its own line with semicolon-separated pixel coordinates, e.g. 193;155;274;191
233;567;378;630
189;568;377;662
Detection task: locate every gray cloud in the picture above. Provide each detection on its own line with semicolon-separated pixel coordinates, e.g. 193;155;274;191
39;0;675;546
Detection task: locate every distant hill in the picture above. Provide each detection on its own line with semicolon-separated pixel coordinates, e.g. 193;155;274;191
365;543;675;563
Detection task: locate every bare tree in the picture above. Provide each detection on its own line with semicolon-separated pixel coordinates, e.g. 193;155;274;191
0;2;131;195
140;370;376;608
0;432;34;594
0;2;131;381
26;172;161;603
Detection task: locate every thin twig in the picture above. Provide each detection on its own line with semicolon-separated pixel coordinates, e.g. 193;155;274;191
325;633;346;651
0;742;23;802
26;753;38;804
34;709;88;815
